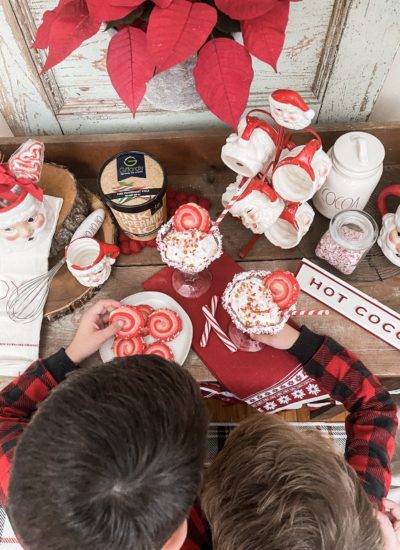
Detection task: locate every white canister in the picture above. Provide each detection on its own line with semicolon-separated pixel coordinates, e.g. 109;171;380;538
313;132;385;219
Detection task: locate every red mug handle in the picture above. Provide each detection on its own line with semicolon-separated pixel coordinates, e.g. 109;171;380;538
99;242;120;259
377;184;400;216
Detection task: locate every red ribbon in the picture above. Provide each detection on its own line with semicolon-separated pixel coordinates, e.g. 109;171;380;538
0;164;43;203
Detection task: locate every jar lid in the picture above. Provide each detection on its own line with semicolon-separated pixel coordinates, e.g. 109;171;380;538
329;210;378;250
333;131;385;172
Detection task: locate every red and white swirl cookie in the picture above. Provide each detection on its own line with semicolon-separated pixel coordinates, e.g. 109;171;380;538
144;341;174;361
148;309;182;342
109;305;145;339
263;270;300;310
135;304;155;336
173;203;211;232
113;336;145;357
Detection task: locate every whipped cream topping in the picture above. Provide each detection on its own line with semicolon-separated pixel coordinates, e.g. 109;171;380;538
157;219;223;274
222;271;295;335
229;277;281;328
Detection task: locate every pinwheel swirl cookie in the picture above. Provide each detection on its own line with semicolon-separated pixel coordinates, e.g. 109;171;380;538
157;203;223;274
222;270;300;335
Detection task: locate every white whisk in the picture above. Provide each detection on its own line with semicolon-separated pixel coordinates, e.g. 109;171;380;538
6;209;105;323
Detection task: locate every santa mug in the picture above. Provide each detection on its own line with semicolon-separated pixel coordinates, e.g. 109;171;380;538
264;202;315;249
65;237;120;287
269;89;315;130
222;175;285;234
0;191;46;242
221;112;278;177
272;139;332;203
377;184;400;267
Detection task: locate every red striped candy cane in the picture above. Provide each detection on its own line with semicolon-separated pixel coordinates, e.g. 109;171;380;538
292;309;330;316
200;295;218;347
212;177;251;229
201;306;238;352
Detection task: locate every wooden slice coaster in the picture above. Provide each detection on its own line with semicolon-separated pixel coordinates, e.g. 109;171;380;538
39;165;117;321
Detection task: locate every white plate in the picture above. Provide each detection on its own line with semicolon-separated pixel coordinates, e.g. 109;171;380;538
99;291;193;365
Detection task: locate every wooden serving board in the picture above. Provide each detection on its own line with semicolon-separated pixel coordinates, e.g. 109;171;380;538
43;189;116;321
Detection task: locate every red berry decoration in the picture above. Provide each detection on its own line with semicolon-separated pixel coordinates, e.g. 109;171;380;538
145;341;174;361
263;271;300;310
175;191;187;202
187;195;198;203
146;238;157;248
109;306;145;338
129;239;142;253
166;189;176;200
120;241;131;255
119;232;129;242
113;336;145;357
173;203;211;232
148;309;182;342
198;197;211;210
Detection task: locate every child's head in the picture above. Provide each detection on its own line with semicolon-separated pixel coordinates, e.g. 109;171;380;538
202;414;383;550
9;356;208;550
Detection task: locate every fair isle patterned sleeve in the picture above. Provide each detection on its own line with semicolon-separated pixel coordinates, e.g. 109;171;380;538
0;349;77;505
289;326;398;509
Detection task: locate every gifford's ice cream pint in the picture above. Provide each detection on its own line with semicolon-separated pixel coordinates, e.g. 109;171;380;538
98;151;167;241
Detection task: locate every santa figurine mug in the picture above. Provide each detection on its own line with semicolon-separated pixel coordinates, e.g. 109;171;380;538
272;138;332;203
65;237;120;287
221;111;278;177
269;89;315;130
264;202;315;249
313;131;385;219
377;184;400;267
222;175;285;233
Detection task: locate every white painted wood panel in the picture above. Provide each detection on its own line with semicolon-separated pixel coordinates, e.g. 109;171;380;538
1;0;400;135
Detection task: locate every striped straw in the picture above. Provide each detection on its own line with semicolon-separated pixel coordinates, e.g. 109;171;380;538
201;306;238;352
212;177;251;229
291;309;330;316
200;295;218;347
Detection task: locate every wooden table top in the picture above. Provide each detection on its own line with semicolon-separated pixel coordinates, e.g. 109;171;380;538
0;124;399;391
39;170;400;386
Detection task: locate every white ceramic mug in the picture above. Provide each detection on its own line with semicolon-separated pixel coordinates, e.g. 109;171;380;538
264;202;315;249
272;140;332;203
221;114;278;177
65;237;120;287
377;184;400;267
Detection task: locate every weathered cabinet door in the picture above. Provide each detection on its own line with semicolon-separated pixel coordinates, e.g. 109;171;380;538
1;0;399;135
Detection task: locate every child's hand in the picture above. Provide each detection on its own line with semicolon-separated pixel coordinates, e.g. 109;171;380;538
376;500;400;550
65;299;122;364
251;324;300;350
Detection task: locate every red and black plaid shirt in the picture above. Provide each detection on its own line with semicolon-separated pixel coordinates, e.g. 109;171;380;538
0;328;397;548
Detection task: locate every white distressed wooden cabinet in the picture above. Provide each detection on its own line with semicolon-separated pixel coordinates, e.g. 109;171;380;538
0;0;399;135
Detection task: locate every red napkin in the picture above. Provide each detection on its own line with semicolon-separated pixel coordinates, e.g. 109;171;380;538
144;253;327;413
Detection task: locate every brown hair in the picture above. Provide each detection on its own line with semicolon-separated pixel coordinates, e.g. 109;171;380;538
9;355;208;550
202;414;383;550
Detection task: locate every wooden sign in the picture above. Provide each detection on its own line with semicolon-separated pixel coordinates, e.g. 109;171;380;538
296;259;400;350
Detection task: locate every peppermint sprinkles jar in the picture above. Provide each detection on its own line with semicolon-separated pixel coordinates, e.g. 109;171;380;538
315;210;378;275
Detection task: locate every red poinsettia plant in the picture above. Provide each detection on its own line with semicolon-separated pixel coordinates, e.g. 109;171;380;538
33;0;301;127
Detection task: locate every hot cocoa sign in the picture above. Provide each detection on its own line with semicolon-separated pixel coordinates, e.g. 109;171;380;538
296;259;400;350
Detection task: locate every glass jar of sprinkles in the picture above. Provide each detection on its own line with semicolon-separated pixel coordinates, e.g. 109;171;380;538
315;210;378;275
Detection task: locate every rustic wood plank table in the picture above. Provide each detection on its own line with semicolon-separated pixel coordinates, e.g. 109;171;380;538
1;123;399;419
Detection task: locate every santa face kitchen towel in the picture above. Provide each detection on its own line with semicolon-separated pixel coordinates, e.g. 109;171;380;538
0;195;62;376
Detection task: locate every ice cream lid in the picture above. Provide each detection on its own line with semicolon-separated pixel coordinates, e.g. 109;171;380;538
98;151;166;209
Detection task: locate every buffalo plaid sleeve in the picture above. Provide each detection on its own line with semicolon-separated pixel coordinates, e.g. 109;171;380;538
290;326;398;509
182;502;212;550
0;349;77;504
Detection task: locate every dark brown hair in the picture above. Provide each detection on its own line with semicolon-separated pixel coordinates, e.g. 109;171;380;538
9;355;208;550
202;414;383;550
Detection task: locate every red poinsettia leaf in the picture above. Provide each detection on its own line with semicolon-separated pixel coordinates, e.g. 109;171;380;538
241;0;289;70
214;0;278;20
193;38;253;127
41;0;101;73
147;0;217;72
32;0;73;49
107;27;154;114
86;0;145;23
152;0;174;7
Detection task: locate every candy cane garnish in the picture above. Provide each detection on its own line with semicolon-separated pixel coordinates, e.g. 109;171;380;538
201;306;238;353
200;295;218;347
291;309;330;316
212;177;251;229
